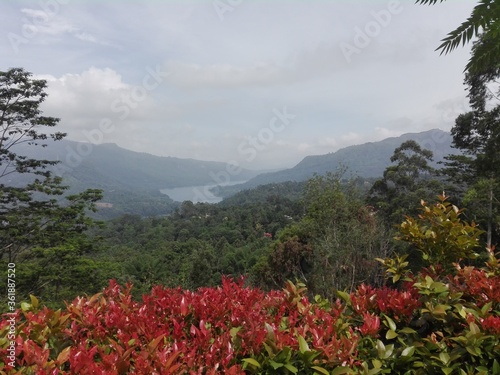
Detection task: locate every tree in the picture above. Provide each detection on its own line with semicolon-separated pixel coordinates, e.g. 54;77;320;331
254;172;388;297
442;38;500;248
416;0;500;73
0;68;103;304
368;140;442;227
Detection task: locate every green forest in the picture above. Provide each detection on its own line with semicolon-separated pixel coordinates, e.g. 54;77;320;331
1;56;499;307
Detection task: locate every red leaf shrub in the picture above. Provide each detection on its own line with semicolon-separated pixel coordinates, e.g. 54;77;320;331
449;265;500;307
1;270;499;374
350;282;421;322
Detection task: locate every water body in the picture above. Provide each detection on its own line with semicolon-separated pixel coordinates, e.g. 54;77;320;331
160;180;246;204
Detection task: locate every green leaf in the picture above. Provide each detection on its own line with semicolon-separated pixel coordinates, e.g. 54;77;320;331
337;290;351;303
372;359;382;369
465;345;481;356
386;329;398;340
492;359;500;375
265;322;275;341
469;322;480;335
242;358;261;368
21;301;31;312
269;360;284;370
284;363;298;373
331;367;352;375
230;326;241;339
439;352;450;365
401;346;415;357
29;295;39;309
481;302;492;316
399;327;417;334
432;304;450;317
376;340;385;359
312;366;331;375
263;342;276;356
298;335;309;354
384;344;394;359
383;315;397;331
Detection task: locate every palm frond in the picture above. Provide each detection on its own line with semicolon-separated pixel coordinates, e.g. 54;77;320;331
414;0;447;5
435;0;499;56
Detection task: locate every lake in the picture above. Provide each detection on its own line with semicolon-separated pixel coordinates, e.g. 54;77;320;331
160;180;246;203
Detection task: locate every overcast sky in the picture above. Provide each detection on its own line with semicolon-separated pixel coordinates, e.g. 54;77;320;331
2;0;476;170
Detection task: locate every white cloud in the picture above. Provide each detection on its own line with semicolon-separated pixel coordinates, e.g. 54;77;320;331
297;143;312;152
39;67;164;140
20;8;102;45
373;127;405;140
164;61;291;89
74;32;97;43
340;132;362;143
21;8;77;36
432;96;470;125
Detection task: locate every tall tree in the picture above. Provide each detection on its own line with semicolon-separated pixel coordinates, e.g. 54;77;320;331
368;140;442;227
442;36;500;248
416;0;500;73
0;68;103;304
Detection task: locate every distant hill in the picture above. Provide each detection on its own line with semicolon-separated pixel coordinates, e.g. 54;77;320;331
8;140;263;218
6;130;458;217
218;129;457;194
12;139;261;191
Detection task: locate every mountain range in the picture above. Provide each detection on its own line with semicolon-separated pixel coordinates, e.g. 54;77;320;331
219;129;456;193
8;140;263;218
7;129;458;216
11;139;261;191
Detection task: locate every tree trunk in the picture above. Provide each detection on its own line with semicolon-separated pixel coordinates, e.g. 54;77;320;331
487;183;493;249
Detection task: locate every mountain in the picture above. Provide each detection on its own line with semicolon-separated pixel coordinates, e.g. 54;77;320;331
12;139;261;191
6;129;458;217
7;139;263;218
218;129;457;193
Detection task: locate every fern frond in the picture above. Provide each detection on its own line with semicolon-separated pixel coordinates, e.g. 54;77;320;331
435;0;499;56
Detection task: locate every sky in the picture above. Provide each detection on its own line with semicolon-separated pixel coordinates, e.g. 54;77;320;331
2;0;476;170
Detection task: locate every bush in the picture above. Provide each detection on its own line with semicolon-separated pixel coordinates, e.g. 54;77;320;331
1;198;499;374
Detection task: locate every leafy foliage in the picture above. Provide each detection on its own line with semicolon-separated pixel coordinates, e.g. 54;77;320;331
398;195;483;271
1;199;500;373
416;0;500;73
368;140;443;230
0;68;105;306
441;37;500;248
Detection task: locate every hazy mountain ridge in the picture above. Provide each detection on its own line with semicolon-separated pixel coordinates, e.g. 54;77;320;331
219;129;457;192
13;139;261;192
7;130;458;216
8;140;264;218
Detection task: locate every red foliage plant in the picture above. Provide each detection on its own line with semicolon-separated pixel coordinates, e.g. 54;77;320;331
1;278;369;374
1;269;499;374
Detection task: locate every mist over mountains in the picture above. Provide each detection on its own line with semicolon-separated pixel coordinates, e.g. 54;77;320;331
220;129;456;193
12;139;261;191
9;129;457;217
